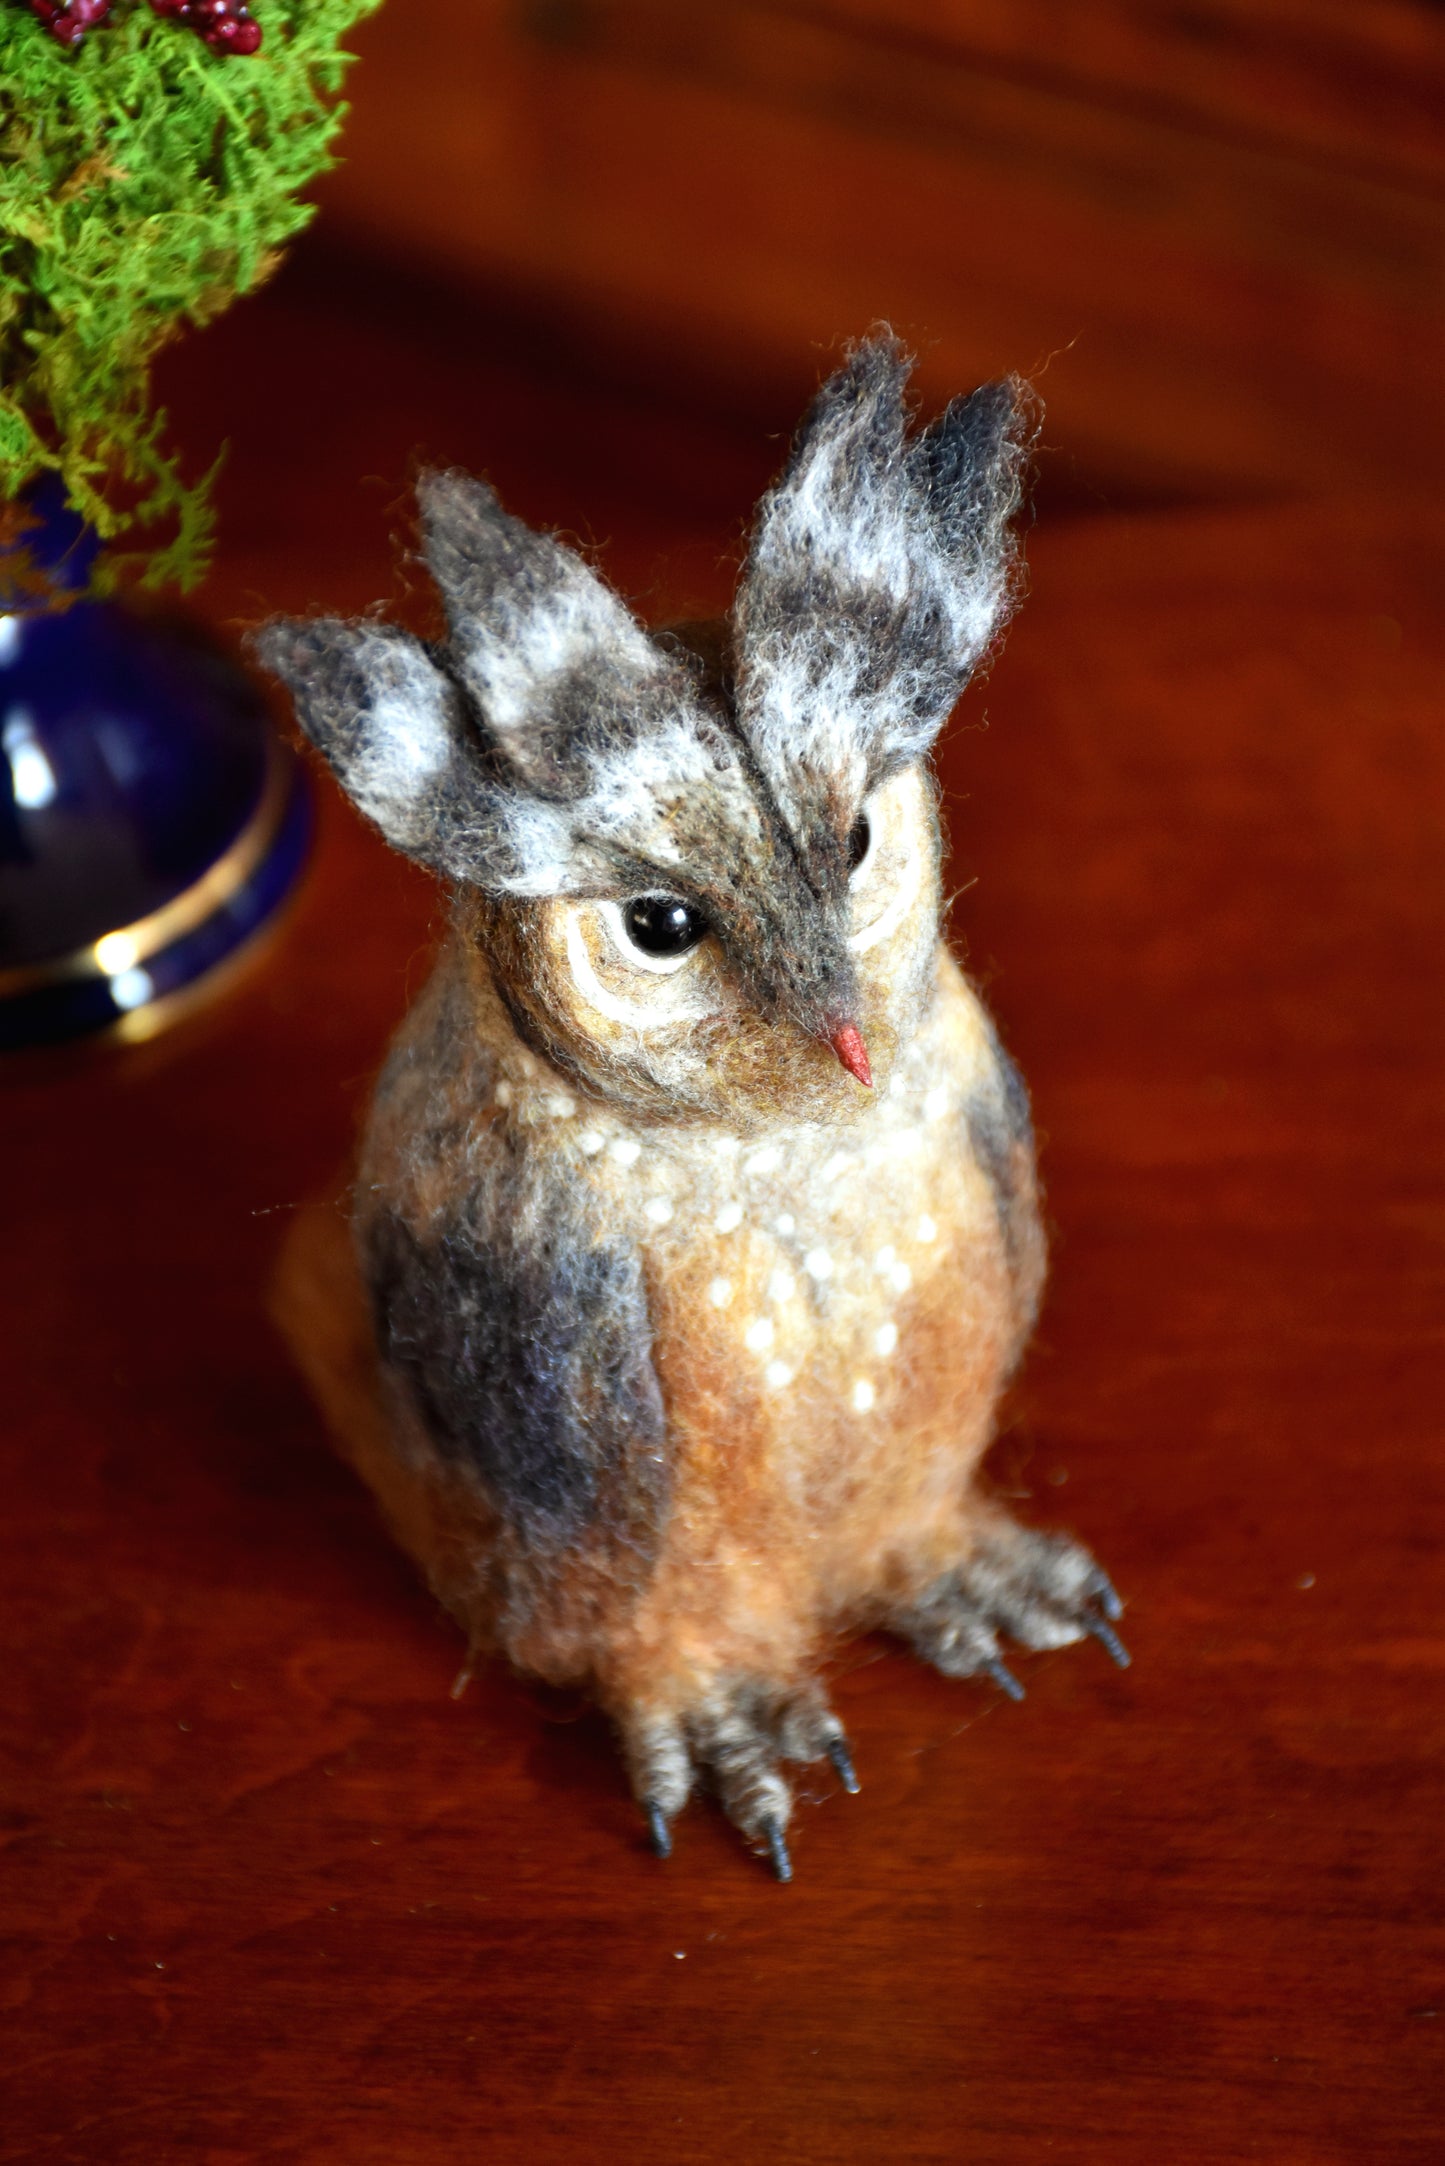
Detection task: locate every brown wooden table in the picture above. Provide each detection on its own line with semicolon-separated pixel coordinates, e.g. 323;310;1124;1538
3;258;1441;2162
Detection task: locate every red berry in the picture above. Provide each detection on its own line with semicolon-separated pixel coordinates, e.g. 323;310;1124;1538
139;0;264;57
37;5;81;45
201;4;263;54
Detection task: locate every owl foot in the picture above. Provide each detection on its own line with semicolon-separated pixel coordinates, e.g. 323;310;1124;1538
623;1682;857;1880
899;1523;1129;1695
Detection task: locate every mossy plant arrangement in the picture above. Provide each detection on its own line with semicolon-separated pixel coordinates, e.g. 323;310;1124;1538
0;0;380;593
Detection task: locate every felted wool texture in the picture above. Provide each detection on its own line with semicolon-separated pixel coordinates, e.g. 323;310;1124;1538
253;338;1032;1058
263;335;1124;1866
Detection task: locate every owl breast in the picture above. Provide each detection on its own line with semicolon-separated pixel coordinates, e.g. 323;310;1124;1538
543;948;1031;1635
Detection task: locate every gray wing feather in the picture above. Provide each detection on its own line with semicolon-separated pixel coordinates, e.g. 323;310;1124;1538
362;1146;669;1561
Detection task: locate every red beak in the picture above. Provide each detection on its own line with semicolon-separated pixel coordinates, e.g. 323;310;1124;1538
828;1021;873;1089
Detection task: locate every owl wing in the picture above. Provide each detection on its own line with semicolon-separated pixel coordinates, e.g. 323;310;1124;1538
360;1138;670;1568
964;1017;1047;1363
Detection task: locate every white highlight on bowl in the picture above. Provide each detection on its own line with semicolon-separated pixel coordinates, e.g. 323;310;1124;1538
94;929;140;975
109;966;154;1012
4;709;57;811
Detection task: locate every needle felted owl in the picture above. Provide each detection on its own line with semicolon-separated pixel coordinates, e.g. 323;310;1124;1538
257;334;1127;1881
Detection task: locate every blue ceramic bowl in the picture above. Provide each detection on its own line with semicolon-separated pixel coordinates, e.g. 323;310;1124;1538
1;483;309;1052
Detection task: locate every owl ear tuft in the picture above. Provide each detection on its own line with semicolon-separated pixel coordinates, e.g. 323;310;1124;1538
251;617;487;869
253;472;749;898
912;374;1035;640
415;467;663;794
733;333;1035;789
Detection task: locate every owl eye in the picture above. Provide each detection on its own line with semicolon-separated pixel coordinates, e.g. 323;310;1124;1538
622;894;709;958
847;813;873;879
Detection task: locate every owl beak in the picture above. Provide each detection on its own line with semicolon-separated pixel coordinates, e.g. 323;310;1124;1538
827;1020;873;1089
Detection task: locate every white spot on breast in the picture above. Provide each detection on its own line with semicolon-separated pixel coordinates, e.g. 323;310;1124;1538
889;1261;913;1294
875;1321;898;1357
714;1135;741;1158
715;1201;744;1233
744;1318;775;1352
577;1131;606;1156
822;1152;850;1183
775;1213;795;1236
494;1081;513;1108
708;1277;733;1309
852;1378;876;1413
917;1214;938;1243
803;1249;834;1282
746;1145;781;1175
610;1138;642;1168
645;1197;674;1226
768;1268;795;1303
873;1245;896;1274
924;1086;949;1120
764;1360;794;1389
547;1093;576;1119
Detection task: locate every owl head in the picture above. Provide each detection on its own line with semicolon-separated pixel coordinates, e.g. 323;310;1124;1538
254;335;1033;1128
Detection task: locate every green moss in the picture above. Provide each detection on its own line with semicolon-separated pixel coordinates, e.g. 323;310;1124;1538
0;1;380;589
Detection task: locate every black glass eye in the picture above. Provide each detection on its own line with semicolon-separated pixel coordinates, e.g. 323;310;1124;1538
847;814;872;872
622;894;708;957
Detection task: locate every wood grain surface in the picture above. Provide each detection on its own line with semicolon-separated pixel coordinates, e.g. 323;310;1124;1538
2;255;1442;2162
318;0;1445;502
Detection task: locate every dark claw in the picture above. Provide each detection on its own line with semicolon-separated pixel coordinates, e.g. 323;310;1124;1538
644;1799;672;1859
1086;1566;1124;1622
827;1735;861;1794
983;1655;1026;1703
1084;1615;1132;1668
761;1816;793;1883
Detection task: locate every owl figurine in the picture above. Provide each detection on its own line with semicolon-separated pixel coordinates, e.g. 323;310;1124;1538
257;335;1127;1881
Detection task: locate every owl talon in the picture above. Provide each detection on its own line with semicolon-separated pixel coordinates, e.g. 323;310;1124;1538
983;1655;1026;1703
644;1799;673;1859
827;1735;861;1794
1085;1566;1124;1622
761;1816;793;1883
1084;1615;1131;1668
898;1521;1128;1693
621;1681;859;1876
